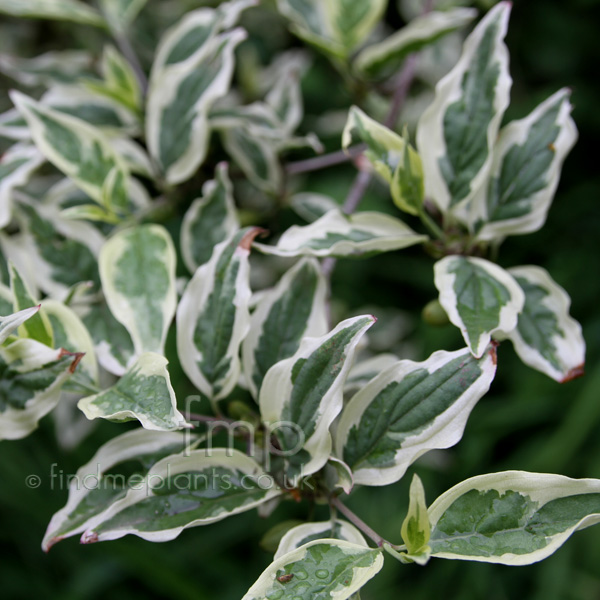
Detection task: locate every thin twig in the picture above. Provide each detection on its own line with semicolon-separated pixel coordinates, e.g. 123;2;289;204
285;144;366;176
383;53;418;129
330;495;389;548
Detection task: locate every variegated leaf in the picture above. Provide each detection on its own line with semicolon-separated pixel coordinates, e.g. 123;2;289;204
344;352;399;396
42;299;98;386
0;0;105;26
180;162;239;273
42;428;195;550
336;346;497;486
242;257;328;399
428;471;600;565
260;315;374;479
506;266;585;383
99;224;176;357
78;298;135;376
290;192;339;223
473;89;578;240
10;91;131;210
0;144;44;229
275;520;368;559
254;209;427;258
265;61;304;134
0;339;82;441
416;3;512;213
277;0;387;58
16;199;103;298
434;255;524;358
177;228;259;402
147;23;246;184
242;539;383;600
78;352;187;430
40;84;140;136
220;124;282;194
80;449;281;543
355;8;477;79
0;304;39;345
150;0;254;74
0;50;93;87
9;261;53;347
0;108;29;141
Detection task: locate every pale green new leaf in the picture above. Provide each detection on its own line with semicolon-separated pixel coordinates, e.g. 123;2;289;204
428;471;600;564
0;50;93;87
260;315;374;479
336;346;497;486
434;255;524;358
78;352;187;430
506;266;585;383
416;2;512;213
0;339;82;441
99;225;177;357
0;304;39;345
277;0;387;58
242;257;328;399
242;539;383;600
342;106;423;208
0;0;105;27
473;89;578;240
80;449;281;543
147;26;247;184
355;8;477;79
343;106;424;214
400;474;431;564
180;162;240;273
9;262;53;347
42;428;195;550
83;45;142;113
255;209;427;258
275;520;368;559
177;228;260;402
10;91;130;207
0;144;44;229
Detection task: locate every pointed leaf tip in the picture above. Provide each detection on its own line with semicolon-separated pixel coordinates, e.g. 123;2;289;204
561;364;585;383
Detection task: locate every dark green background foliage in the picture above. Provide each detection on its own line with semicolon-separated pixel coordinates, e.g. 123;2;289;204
1;0;599;598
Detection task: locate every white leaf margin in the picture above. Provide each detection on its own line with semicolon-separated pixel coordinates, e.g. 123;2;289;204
335;346;497;486
416;2;512;214
42;428;195;551
434;255;525;358
80;448;282;543
242;538;384;600
254;209;427;258
507;265;585;382
428;470;600;565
